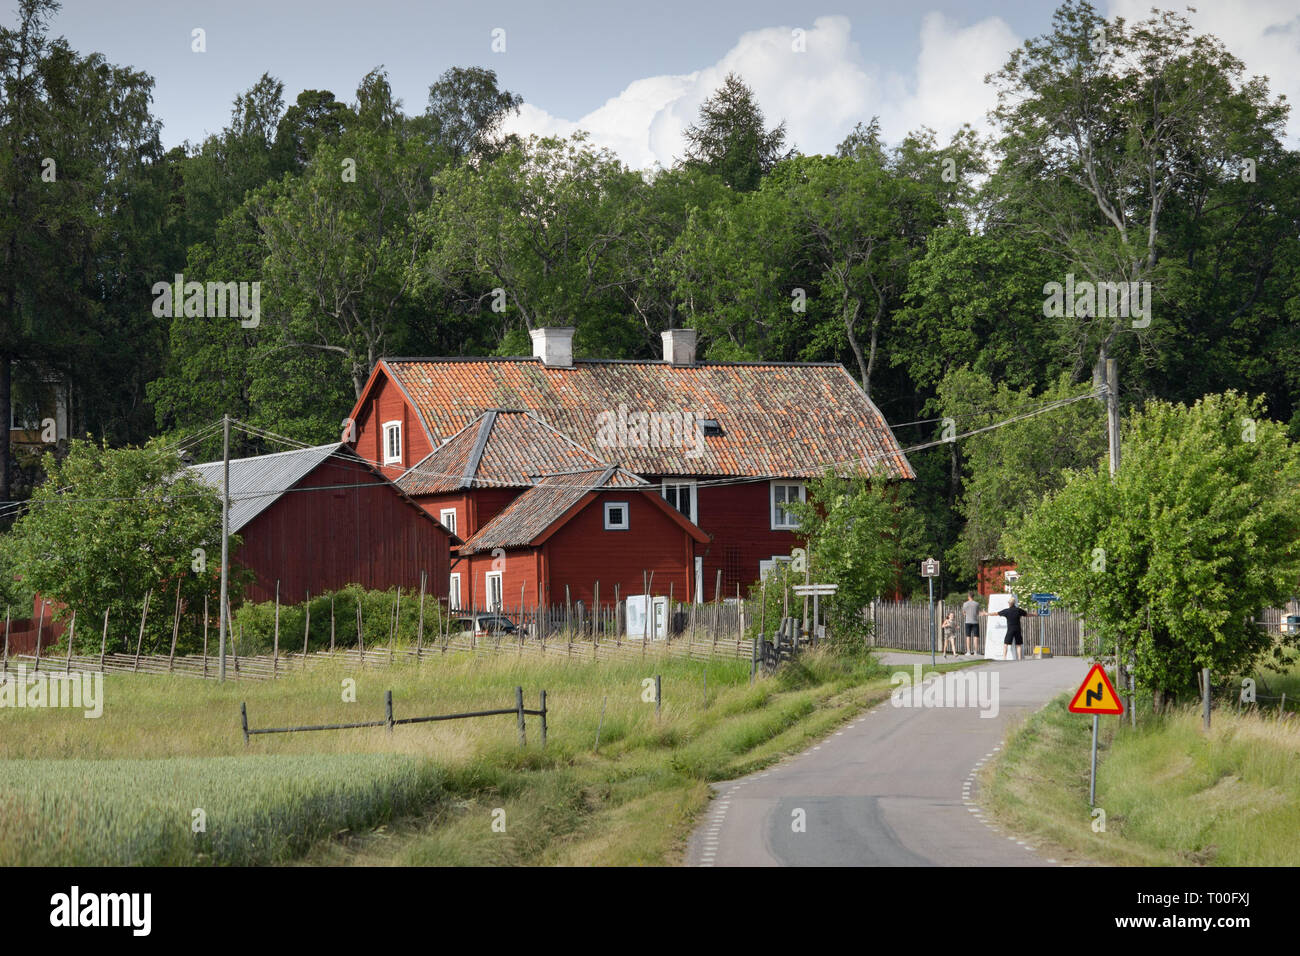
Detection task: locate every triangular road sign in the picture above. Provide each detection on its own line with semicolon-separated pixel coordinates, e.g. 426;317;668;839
1068;663;1124;715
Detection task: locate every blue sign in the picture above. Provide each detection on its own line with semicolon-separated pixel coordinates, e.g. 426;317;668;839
1030;592;1059;604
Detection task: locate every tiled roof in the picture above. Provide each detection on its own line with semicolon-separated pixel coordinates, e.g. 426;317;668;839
190;444;343;532
397;410;611;495
379;359;913;479
459;466;645;554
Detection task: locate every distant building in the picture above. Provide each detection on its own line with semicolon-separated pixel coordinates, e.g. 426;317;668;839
344;327;914;607
190;444;458;604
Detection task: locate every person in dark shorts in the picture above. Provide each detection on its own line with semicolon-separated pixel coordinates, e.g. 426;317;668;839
961;592;980;655
983;594;1031;660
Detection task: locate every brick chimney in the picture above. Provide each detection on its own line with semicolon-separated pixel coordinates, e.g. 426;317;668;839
529;327;575;368
661;328;697;367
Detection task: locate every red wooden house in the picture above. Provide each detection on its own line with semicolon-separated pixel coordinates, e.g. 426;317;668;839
190;444;458;604
345;327;913;603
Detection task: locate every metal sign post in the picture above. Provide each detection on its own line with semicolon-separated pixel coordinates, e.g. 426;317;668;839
920;559;939;666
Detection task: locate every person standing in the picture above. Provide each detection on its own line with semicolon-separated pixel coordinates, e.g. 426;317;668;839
983;594;1030;660
940;609;957;658
961;592;980;656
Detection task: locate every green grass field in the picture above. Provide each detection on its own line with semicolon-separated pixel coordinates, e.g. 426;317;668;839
982;662;1300;866
0;648;952;865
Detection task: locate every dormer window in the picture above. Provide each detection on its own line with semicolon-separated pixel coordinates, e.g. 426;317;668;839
699;418;723;437
383;421;402;465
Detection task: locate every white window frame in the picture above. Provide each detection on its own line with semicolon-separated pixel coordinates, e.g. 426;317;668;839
604;501;630;531
660;479;698;523
485;570;503;612
449;573;462;611
382;420;403;465
759;555;794;580
439;508;457;535
770;481;806;530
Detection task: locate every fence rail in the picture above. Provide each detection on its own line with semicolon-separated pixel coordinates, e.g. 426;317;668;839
240;685;547;747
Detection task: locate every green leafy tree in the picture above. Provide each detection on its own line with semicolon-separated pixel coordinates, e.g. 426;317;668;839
938;368;1104;579
1009;392;1300;708
423;66;522;162
781;473;924;647
681;73;790;192
3;438;237;652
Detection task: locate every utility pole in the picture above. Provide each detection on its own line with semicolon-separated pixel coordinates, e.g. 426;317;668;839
1105;358;1133;721
1106;358;1120;477
218;414;230;682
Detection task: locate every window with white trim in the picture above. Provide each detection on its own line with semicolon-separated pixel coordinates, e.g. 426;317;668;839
604;501;629;531
382;420;402;465
485;570;503;612
449;573;462;610
759;555;794;579
770;481;805;530
439;508;457;535
661;480;697;523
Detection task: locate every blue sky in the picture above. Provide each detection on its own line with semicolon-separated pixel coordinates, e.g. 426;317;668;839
45;0;1300;163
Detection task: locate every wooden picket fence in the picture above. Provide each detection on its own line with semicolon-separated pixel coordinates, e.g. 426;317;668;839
868;599;1090;656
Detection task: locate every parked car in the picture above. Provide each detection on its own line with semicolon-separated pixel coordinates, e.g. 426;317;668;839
1281;614;1300;636
450;614;519;639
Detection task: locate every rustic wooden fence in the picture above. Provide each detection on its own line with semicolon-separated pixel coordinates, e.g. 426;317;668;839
241;686;547;747
869;599;1090;656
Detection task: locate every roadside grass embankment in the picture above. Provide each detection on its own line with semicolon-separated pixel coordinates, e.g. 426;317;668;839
0;648;977;865
981;663;1300;866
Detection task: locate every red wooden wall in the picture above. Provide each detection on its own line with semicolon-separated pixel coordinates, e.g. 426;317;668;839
691;480;804;598
234;456;451;605
350;368;434;479
543;491;696;608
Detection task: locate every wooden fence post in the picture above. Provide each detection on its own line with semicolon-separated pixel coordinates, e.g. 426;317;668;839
201;598;208;678
330;595;336;654
34;598;47;672
2;605;9;675
64;610;76;674
386;689;394;733
132;590;151;673
240;702;249;746
416;572;426;661
302;591;312;669
540;690;548;748
100;608;109;673
168;579;182;672
655;673;662;720
272;581;280;678
516;685;526;747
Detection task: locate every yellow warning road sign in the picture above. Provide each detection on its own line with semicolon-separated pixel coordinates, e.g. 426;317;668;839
1068;663;1124;715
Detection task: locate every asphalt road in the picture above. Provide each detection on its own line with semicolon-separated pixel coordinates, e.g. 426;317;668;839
687;654;1092;867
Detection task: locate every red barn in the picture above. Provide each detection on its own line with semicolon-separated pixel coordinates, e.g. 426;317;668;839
191;444;458;604
346;327;914;601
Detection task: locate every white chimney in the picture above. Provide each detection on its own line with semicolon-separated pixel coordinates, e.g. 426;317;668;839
661;328;697;367
529;327;575;368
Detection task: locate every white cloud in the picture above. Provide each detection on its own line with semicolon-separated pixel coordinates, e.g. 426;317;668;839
499;13;1019;170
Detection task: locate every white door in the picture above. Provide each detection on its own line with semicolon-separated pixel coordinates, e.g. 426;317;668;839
694;557;703;604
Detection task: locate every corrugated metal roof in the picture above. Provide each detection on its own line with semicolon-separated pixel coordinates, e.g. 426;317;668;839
459;466;645;554
397;409;613;495
189;444;342;532
380;359;914;479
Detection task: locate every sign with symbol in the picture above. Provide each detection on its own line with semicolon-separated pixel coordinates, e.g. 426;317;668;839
920;558;940;578
1068;663;1124;715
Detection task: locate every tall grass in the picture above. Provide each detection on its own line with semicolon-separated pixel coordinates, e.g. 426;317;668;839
0;647;900;865
984;665;1300;866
